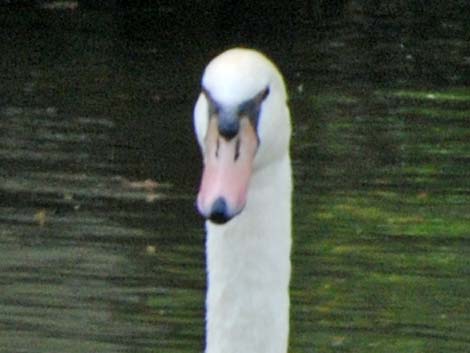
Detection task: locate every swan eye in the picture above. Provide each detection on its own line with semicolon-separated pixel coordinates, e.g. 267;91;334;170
259;86;270;101
237;86;270;127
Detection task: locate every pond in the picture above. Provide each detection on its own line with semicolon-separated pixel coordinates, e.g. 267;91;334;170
0;6;469;353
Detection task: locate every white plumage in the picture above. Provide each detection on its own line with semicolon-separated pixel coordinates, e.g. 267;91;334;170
194;48;292;353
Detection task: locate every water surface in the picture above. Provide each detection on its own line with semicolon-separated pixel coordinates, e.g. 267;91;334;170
0;7;469;353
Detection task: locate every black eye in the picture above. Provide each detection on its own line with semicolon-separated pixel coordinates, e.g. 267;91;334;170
259;86;270;101
237;86;270;121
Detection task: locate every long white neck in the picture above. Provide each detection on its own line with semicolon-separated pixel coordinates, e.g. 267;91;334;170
205;154;292;353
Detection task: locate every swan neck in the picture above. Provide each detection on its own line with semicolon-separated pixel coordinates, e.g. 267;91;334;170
205;156;292;353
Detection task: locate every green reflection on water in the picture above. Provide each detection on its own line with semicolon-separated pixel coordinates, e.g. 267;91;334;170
290;86;469;352
381;88;470;102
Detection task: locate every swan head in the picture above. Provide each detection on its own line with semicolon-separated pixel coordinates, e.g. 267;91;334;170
194;48;290;224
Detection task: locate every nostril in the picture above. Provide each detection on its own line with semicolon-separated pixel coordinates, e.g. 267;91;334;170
209;197;231;224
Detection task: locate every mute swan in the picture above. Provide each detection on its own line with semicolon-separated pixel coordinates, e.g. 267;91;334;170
194;48;292;353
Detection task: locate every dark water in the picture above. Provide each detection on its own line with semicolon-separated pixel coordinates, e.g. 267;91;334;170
1;6;469;353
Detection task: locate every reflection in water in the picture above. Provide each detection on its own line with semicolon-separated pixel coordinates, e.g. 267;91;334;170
0;6;469;353
291;86;470;352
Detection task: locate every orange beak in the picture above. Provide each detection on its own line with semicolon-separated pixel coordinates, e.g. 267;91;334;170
197;117;258;224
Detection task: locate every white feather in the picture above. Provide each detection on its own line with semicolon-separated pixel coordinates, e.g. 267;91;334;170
194;48;292;353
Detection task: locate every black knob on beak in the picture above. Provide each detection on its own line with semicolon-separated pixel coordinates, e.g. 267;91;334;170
209;197;231;224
